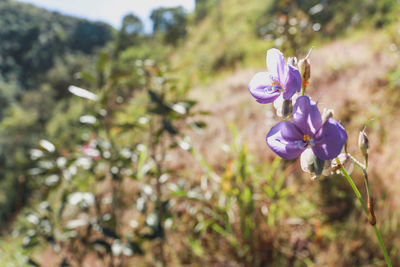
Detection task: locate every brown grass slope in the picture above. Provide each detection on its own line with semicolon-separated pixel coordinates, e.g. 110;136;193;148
188;30;400;263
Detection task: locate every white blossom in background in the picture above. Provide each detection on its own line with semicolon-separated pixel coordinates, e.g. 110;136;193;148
68;85;98;101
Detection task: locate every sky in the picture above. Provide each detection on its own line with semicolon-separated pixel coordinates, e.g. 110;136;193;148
17;0;195;31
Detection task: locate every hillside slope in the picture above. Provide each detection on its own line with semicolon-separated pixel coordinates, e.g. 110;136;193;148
0;0;113;88
186;30;400;265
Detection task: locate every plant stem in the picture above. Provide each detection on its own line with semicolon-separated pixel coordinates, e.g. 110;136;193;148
335;158;368;215
300;87;306;96
362;168;376;224
373;224;392;267
335;158;392;267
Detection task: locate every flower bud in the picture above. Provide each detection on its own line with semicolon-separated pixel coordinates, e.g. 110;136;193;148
273;95;293;118
331;153;354;175
358;128;369;158
298;58;311;88
298;47;313;89
300;148;329;180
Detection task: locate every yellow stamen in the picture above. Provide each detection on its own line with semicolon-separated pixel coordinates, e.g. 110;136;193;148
303;135;311;142
270;81;281;87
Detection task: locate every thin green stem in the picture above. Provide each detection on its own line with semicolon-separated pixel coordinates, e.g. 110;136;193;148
335;157;392;267
335;158;368;215
363;169;373;211
347;153;375;224
300;87;306;96
347;153;365;169
373;224;392;267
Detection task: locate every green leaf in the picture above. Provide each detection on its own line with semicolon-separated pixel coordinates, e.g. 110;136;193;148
241;187;252;204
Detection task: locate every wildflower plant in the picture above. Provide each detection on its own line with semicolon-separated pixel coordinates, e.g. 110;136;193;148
249;48;392;266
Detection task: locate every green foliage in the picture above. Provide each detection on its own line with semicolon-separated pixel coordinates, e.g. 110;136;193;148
150;6;187;45
176;0;400;83
0;0;113;88
194;0;218;22
255;0;400;54
0;1;113;227
4;50;208;265
176;0;273;82
116;13;145;52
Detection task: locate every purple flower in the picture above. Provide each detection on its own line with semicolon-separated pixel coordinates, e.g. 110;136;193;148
266;96;347;160
249;48;301;104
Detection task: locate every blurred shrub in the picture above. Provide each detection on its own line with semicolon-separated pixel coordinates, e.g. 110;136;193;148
115;13;145;53
8;45;208;265
256;0;400;54
150;7;188;45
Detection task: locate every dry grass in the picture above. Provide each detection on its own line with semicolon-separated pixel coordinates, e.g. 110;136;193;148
188;30;400;259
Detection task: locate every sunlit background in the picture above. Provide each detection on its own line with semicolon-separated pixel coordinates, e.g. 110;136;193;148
0;0;400;266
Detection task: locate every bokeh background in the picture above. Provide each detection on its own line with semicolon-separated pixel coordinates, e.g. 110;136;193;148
0;0;399;266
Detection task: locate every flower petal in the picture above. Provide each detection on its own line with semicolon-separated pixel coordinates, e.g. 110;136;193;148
248;72;281;103
292;96;322;136
312;118;347;160
282;64;302;99
300;148;315;174
266;121;305;160
266;48;285;79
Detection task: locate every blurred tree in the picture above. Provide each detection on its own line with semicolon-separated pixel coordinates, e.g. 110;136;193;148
116;13;144;52
150;7;187;45
69;20;113;54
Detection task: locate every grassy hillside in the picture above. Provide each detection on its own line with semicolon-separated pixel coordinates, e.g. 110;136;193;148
174;0;399;83
0;0;113;228
0;0;400;266
0;0;113;88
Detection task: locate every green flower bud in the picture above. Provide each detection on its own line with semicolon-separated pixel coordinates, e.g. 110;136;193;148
358;128;369;158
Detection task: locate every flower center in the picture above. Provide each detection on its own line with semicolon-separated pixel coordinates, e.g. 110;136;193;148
265;77;282;94
295;135;315;149
270;80;281;90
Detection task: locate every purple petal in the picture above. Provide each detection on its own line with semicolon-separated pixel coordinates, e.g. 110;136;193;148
312;118;347;160
266;48;285;80
248;72;281;103
266;121;305;160
282;64;302;99
292;96;322;136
